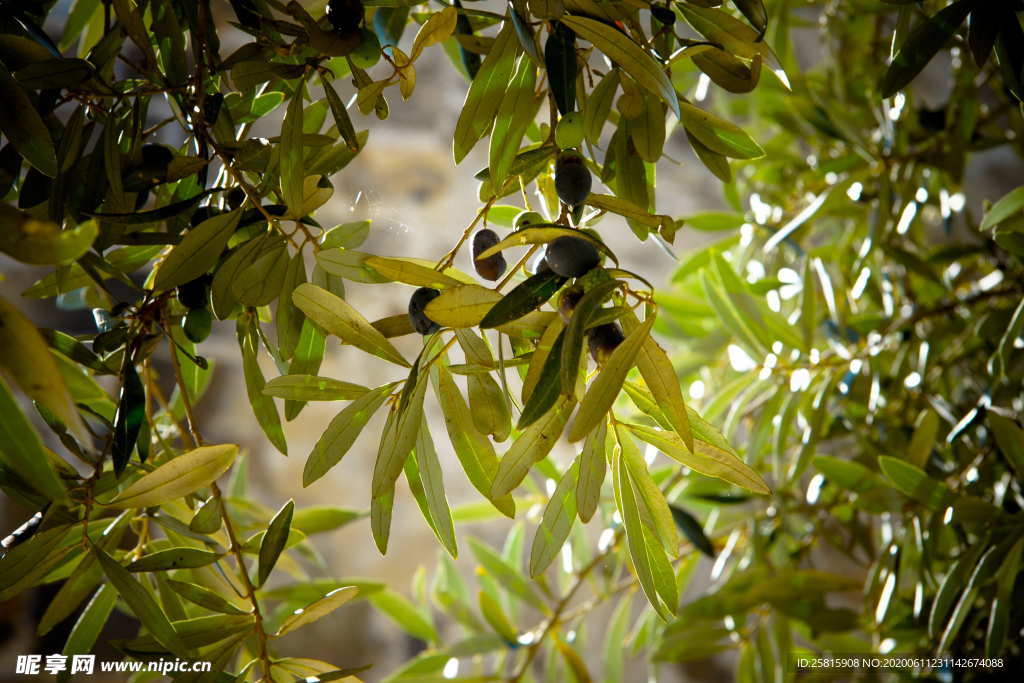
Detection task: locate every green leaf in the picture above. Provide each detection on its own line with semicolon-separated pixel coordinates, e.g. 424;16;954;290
529;459;579;577
562;280;621;395
61;584;118;665
622;310;693;452
584;68;619;145
257;499;294;587
0;294;87;444
102;444;239;508
478;589;519;642
616;424;680;552
669;505;715;558
491;397;574;498
568;313;655;442
290;506;365;535
154;209;242;290
371;372;428;499
281;77;308;216
489;55;541;187
406;416;458;557
238;316;287;455
468;537;547;612
369;588;439;643
560;16;680;119
293;283;410;367
519;329;566;428
479;270;567;329
878;455;953;509
988;414;1024;482
434;365;516;517
679;101;763;159
127;548;222;572
278;253;309;361
303;383;394;486
577;420;607;522
263;374;369;401
320;73;360;152
980;185;1024;231
880;0;975;97
453;24;518;163
275;586;359;637
0;58;57;176
371;483;395;554
0;210;97;265
167;580;250;615
625;423;769;494
91;542;190;657
476;226;616;265
0;375;67;501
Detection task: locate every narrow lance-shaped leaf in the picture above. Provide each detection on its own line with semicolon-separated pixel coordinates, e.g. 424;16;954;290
102;444;239;508
91;542;190;657
292;283;409;367
568;313;655;442
480;270;568;329
303;383;394;486
0;58;57;176
258;499;294;587
406;416;458;557
453;24;519;163
238;316;288;455
275;586;359;637
127;548;222;572
529;459;579;576
280;76;308;216
112;354;145;475
489;54;540;188
492;397;574;498
371;368;428;498
154;209;242;290
880;0;975;98
0;376;67;502
577;419;607;522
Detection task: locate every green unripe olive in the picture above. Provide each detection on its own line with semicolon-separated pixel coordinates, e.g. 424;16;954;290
472;228;507;281
558;284;584;323
350;27;381;68
183;307;213;343
544;236;600;278
554;152;592;207
408;287;441;335
554;112;585;149
515;210;546;229
586;322;625;364
177;276;210;309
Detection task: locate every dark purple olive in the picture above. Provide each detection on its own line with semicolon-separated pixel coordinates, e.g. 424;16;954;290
408;287;441;335
651;5;676;25
226;187;246;210
544;236;600;278
177;275;211;309
558;284;584;323
554;152;592;207
327;0;364;33
472;228;507;281
587;323;625;364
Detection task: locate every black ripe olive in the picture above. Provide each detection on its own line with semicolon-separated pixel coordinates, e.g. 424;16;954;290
544;236;600;278
327;0;364;34
554;152;592;207
139;144;174;174
177;275;211;309
183;307;213;343
472;228;507;281
586;323;625;364
651;5;675;25
226;187;246;210
408;287;441;335
558;284;584;323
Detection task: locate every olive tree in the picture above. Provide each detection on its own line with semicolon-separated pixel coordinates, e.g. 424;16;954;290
0;0;1022;680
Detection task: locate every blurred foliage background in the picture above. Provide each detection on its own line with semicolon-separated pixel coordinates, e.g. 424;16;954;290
1;0;1024;682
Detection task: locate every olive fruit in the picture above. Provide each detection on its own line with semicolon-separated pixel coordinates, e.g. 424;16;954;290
327;0;364;33
177;276;210;309
586;323;625;364
554;151;592;206
651;5;675;25
558;284;584;323
515;210;546;229
544;236;600;278
183;307;213;343
351;27;381;68
472;228;507;281
226;187;246;210
408;287;441;335
554;112;585;149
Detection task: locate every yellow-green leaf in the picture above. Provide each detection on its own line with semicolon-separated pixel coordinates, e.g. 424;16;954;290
424;284;502;328
275;586;359;637
568;314;655;442
292;283;409;367
364;255;464;288
103;445;239;508
154;209;242;290
560;15;680;119
453;24;518;163
263;375;369;401
0;210;97;265
411;6;458;61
